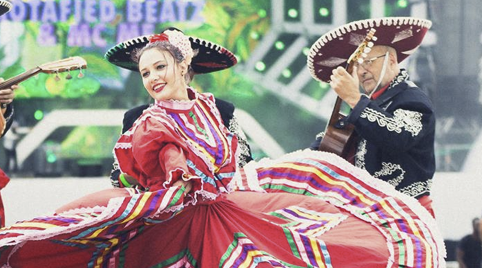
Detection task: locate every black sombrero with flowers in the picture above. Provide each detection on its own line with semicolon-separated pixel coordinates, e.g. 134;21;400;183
0;0;11;17
307;17;432;83
105;33;238;74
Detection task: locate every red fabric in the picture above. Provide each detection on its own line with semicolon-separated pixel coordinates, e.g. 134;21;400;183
418;195;435;218
0;191;391;268
149;33;169;43
118;116;192;191
0;152;446;267
225;191;389;267
0;168;9;228
115;96;238;199
371;84;389;100
0;168;9;189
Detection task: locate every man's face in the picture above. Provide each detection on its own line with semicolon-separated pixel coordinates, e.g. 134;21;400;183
356;46;394;94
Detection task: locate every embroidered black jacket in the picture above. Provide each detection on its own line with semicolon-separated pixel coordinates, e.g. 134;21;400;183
312;71;436;199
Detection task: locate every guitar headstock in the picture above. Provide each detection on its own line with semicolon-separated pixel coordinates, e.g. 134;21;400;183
38;56;87;79
346;28;377;73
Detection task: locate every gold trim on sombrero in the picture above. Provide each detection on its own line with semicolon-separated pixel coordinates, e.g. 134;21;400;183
0;0;12;16
307;17;432;83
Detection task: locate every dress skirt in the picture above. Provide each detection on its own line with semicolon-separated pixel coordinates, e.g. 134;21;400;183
0;151;445;267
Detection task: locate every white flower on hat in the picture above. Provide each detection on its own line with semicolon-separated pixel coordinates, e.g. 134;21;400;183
163;30;194;65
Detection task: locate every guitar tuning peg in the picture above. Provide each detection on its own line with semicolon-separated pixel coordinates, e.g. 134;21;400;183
78;69;84;78
66;71;73;80
361;53;367;58
54;70;61;81
363;47;371;54
367;41;374;48
357;58;363;64
372;36;378;41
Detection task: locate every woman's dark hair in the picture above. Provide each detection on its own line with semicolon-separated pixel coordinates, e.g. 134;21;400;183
131;41;184;65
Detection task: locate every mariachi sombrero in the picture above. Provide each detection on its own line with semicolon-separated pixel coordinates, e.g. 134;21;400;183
307;17;432;83
105;34;238;74
0;0;12;16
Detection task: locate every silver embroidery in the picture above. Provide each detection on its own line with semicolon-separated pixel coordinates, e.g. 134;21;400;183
389;69;409;88
360;108;423;137
228;114;251;167
355;139;367;169
373;162;405;187
398;179;432;198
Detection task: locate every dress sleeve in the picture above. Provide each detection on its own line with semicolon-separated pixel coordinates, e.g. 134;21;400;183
129;117;191;192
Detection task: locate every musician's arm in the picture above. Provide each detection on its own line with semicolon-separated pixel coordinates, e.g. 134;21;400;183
345;93;435;152
330;66;361;108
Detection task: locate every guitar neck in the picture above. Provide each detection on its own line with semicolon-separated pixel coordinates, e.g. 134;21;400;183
327;96;344;125
0;67;42;108
0;67;42;88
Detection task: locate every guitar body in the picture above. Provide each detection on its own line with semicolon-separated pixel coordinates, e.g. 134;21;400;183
318;97;356;160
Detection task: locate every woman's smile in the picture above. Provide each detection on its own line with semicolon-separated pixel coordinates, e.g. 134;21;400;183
153;83;166;93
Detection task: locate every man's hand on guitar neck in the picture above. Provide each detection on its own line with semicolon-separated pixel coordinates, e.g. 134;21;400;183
0;78;18;110
329;66;361;108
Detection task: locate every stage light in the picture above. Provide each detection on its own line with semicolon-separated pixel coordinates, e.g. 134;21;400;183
275;41;285;50
46;153;57;163
284;0;300;22
397;0;408;8
250;32;260;40
34;110;44;121
282;69;292;78
287;9;298;19
258;9;267;18
385;0;410;16
255;61;266;72
319;8;330;17
314;0;333;24
319;82;330;90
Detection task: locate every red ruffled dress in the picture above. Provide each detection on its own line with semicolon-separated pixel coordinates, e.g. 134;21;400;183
0;88;446;267
0;169;8;227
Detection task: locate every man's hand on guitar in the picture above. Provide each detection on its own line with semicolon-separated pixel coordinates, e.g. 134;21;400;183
329;66;361;108
0;78;18;109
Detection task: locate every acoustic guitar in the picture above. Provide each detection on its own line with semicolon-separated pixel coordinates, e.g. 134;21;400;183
318;29;376;160
0;56;87;135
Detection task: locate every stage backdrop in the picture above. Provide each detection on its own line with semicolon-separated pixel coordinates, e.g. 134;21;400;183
0;0;441;176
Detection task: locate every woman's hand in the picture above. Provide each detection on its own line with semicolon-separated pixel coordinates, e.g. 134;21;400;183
173;176;192;195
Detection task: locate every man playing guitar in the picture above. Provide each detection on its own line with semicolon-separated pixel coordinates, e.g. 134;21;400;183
308;17;436;217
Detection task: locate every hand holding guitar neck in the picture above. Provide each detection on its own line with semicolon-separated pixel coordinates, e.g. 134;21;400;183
0;56;87;135
318;28;376;160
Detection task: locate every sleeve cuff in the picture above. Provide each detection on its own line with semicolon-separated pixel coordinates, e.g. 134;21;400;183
346;95;370;124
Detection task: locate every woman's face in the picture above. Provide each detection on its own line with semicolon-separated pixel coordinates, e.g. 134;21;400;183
138;48;188;101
